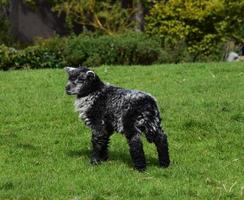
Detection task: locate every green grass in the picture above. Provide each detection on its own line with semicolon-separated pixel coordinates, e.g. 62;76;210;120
0;62;243;200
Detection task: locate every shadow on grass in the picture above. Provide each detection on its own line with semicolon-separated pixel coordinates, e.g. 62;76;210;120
0;182;14;191
67;148;159;167
16;143;37;150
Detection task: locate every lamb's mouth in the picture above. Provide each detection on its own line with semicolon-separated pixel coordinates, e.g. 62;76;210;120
66;90;76;95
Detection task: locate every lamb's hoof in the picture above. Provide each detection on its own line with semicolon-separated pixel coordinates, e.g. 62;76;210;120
159;159;170;168
90;158;101;165
100;154;109;161
134;165;146;172
136;167;146;172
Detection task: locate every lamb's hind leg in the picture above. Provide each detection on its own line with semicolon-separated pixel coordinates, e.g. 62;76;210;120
145;125;170;168
126;133;146;171
123;111;146;171
153;129;170;167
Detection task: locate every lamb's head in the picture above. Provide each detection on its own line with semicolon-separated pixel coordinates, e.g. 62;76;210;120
64;66;103;97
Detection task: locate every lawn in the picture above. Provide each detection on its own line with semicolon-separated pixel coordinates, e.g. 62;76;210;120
0;62;243;200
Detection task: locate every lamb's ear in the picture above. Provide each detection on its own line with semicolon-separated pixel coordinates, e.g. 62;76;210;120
64;67;75;73
86;70;96;79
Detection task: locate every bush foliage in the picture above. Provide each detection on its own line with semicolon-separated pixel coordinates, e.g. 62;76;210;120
1;0;243;68
145;0;244;61
22;0;138;35
64;33;163;66
1;30;231;70
0;38;67;70
0;33;169;70
2;31;231;70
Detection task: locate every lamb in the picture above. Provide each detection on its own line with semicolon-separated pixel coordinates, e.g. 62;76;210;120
64;66;170;171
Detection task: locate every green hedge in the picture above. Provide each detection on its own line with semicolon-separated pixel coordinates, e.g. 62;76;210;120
0;37;67;70
0;33;167;70
0;32;225;70
0;45;66;70
64;33;163;66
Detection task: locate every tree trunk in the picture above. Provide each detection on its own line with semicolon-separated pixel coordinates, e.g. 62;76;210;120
134;1;144;31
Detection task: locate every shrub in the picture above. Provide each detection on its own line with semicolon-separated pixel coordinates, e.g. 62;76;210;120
11;45;66;69
0;33;166;70
0;31;229;70
0;39;67;70
64;33;163;67
51;0;136;35
145;0;244;61
0;44;12;70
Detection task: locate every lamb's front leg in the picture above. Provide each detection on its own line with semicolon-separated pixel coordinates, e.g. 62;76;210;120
90;127;111;165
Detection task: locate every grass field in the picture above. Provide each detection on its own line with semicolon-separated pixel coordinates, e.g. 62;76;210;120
0;62;243;200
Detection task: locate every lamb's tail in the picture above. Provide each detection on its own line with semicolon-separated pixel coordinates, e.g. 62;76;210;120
136;107;163;143
144;119;161;143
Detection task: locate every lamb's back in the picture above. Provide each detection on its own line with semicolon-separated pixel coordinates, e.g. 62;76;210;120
103;85;159;132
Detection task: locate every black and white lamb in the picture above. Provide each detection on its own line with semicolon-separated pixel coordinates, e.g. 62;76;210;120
64;66;170;171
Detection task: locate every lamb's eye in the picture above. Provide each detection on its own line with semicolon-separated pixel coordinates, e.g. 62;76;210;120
77;77;85;83
77;75;86;83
